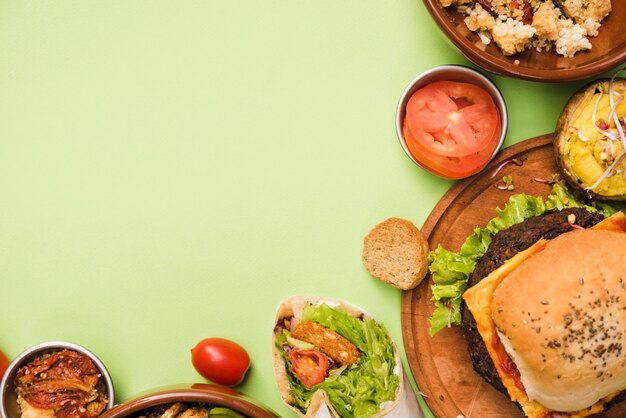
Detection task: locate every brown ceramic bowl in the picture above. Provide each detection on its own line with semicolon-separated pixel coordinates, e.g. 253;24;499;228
99;384;281;418
424;0;626;82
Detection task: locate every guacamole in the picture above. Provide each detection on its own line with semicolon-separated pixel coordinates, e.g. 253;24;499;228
556;79;626;200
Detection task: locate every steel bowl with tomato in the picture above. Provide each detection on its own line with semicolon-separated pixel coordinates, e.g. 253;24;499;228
396;65;508;180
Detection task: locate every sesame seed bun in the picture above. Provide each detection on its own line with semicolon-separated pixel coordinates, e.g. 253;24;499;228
491;228;626;412
362;218;429;290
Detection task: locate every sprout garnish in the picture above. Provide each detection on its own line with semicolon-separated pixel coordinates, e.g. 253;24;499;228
490;158;523;179
585;68;626;191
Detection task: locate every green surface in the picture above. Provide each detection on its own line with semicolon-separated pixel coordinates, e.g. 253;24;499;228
0;1;619;417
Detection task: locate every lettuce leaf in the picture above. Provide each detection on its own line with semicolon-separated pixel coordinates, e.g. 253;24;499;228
428;181;622;336
207;408;247;418
275;303;399;418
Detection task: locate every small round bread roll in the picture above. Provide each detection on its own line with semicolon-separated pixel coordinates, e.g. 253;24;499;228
362;217;430;290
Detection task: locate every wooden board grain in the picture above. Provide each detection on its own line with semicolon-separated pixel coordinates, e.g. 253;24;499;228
401;134;625;418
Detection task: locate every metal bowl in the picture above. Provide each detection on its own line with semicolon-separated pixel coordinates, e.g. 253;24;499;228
0;341;115;418
99;384;281;418
395;64;508;179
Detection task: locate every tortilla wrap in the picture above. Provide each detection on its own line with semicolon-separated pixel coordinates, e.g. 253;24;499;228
271;296;405;418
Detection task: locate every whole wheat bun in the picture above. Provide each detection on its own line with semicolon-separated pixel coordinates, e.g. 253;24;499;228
271;296;404;418
491;228;626;412
362;218;429;290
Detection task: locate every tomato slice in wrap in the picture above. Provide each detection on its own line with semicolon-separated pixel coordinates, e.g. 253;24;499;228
287;349;330;388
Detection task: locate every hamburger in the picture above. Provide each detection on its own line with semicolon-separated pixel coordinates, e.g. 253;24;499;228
462;209;626;417
462;207;605;393
426;181;618;337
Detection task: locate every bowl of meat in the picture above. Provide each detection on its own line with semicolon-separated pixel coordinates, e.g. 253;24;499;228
0;341;115;418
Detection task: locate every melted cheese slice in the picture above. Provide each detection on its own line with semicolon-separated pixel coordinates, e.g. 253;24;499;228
463;212;626;418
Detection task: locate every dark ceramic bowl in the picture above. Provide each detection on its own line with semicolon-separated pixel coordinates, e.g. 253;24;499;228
423;0;626;82
0;341;115;418
99;384;281;418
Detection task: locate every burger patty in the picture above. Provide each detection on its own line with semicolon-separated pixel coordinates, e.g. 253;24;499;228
462;207;604;395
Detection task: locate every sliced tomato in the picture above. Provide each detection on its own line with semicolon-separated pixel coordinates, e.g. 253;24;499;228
403;117;499;180
287;349;330;388
406;81;499;158
403;80;501;178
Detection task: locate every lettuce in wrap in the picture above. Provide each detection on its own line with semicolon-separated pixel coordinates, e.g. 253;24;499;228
272;297;402;418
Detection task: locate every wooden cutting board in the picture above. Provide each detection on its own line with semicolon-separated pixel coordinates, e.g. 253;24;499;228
401;134;625;418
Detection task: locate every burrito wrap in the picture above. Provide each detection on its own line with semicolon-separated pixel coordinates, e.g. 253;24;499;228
271;296;404;418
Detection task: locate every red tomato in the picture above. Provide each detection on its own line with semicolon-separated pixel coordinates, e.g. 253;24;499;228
403;81;501;179
191;338;250;387
0;350;9;382
287;349;330;388
403;118;499;180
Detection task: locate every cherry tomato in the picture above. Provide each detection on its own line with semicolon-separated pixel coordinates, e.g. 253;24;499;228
287;349;330;388
191;338;250;387
403;80;501;179
0;350;9;382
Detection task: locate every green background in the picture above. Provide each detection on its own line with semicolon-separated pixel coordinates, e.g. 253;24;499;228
0;1;613;417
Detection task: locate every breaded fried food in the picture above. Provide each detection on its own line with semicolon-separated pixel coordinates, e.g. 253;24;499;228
292;321;361;366
557;0;611;23
532;1;561;41
476;0;533;23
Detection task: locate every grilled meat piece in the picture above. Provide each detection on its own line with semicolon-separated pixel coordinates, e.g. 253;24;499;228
136;403;211;418
15;350;107;418
292;321;361;366
462;208;604;395
144;404;184;418
175;407;208;418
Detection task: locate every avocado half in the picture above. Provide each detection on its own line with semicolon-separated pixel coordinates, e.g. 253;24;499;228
555;78;626;201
